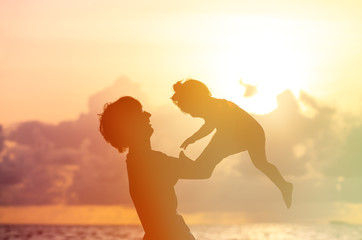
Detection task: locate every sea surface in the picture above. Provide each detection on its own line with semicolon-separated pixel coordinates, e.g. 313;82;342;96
1;223;361;240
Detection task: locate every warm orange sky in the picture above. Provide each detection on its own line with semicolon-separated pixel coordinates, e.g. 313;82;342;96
1;0;362;125
1;0;362;225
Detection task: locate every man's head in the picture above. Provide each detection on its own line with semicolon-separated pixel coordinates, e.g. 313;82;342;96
99;96;153;153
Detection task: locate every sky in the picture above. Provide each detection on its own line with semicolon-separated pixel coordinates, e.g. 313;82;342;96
0;0;362;225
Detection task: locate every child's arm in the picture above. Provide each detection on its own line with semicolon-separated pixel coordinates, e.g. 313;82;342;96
180;123;215;149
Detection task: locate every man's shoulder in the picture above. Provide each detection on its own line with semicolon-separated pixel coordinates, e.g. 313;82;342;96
151;150;177;161
126;150;180;166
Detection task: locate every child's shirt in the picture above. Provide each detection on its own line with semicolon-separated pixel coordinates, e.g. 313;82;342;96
204;98;263;140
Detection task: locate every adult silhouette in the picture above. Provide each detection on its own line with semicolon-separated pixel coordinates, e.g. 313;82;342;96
99;96;214;240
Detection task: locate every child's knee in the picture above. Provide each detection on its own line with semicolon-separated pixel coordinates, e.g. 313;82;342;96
252;159;268;170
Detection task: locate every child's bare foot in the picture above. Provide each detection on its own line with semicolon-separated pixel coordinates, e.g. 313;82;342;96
282;182;293;209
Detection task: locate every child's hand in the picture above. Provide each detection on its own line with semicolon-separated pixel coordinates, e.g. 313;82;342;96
180;138;194;150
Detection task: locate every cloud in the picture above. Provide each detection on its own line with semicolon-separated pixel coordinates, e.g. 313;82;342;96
324;123;362;178
0;77;146;206
87;76;148;116
0;125;4;153
0;77;361;223
253;90;340;177
239;79;258;98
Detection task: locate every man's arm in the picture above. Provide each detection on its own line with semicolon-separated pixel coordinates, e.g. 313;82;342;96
177;149;224;179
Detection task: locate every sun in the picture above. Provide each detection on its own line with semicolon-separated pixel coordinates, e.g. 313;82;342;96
206;16;311;114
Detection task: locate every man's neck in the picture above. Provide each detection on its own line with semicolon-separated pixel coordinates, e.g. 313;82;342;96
129;139;152;156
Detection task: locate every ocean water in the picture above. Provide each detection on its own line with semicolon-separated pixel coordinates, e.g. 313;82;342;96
1;223;361;240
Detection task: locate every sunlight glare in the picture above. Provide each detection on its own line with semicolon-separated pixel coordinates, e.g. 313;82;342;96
208;16;311;114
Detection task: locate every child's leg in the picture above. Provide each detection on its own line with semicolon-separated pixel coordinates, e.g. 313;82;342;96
248;146;293;208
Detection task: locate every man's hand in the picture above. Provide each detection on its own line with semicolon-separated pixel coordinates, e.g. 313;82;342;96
179;150;191;161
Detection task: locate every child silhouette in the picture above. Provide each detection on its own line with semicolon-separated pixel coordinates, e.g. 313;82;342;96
171;79;293;208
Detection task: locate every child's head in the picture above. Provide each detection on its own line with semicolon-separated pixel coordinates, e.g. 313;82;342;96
171;79;211;116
